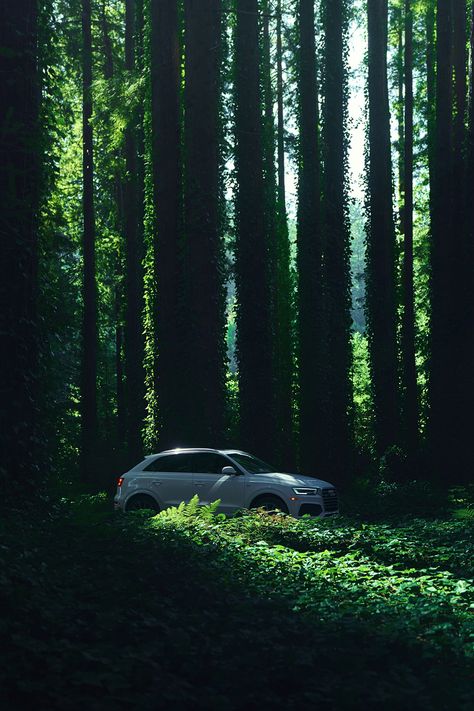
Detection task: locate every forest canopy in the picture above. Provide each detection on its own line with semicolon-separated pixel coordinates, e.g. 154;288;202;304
1;0;474;491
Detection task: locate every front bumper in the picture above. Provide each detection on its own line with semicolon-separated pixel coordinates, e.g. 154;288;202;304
288;491;339;518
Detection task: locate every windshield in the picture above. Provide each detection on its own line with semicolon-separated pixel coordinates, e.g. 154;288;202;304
229;453;275;474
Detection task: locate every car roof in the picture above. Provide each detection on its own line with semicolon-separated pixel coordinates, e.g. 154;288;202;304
148;448;224;456
145;448;250;457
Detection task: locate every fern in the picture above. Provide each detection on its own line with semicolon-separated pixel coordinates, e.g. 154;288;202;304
184;495;200;518
155;496;222;523
206;500;221;516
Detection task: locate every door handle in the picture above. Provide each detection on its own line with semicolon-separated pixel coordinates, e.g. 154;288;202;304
152;481;162;486
195;481;206;486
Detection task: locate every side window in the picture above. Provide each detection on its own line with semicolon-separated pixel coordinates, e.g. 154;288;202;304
189;453;229;475
143;454;191;473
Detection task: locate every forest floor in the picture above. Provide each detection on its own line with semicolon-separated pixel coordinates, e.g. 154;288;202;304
1;484;473;711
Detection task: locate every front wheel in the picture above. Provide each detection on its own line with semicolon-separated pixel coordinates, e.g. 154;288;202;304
250;495;288;515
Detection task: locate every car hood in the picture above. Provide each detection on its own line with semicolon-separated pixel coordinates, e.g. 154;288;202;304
247;472;335;489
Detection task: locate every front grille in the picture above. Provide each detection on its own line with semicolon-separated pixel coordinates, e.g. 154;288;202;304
322;488;338;513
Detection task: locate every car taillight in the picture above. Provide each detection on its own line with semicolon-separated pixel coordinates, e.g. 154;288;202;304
117;477;124;487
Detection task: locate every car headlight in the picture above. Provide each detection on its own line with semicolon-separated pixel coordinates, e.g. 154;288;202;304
292;487;321;496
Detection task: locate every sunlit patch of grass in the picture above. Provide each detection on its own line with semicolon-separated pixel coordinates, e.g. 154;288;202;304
143;498;474;659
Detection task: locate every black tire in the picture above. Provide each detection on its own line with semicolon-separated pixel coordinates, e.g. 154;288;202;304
250;495;288;515
125;494;160;513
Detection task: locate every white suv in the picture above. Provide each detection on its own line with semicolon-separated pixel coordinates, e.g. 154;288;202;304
114;448;339;518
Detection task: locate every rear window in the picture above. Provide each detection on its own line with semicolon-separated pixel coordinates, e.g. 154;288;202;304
143;454;192;473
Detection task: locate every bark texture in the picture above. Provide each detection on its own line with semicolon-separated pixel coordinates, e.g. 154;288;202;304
80;0;98;481
234;0;277;461
0;1;40;489
429;0;454;478
150;0;182;448
366;0;400;457
183;0;225;445
401;0;419;456
124;0;146;461
323;0;352;484
296;0;326;473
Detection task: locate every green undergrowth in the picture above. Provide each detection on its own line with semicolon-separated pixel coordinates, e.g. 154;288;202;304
1;490;473;710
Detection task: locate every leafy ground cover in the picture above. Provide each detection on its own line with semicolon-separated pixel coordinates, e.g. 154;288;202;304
1;489;473;710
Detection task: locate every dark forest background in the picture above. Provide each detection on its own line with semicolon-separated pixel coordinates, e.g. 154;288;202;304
1;3;474;709
1;0;474;493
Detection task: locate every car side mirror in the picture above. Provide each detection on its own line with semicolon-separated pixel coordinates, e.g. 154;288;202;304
222;465;238;476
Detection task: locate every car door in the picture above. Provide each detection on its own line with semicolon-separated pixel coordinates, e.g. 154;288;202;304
188;452;245;514
141;453;194;508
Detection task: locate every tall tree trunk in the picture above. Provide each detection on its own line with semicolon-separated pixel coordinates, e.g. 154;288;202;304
463;2;474;481
276;0;286;207
452;0;467;315
296;0;326;473
323;0;352;485
429;0;454;479
452;1;467;173
262;3;278;333
424;0;436;448
135;0;146;445
261;2;294;467
425;0;436;218
80;0;98;481
183;0;225;445
0;1;40;490
401;0;419;457
150;0;182;448
366;0;399;458
124;0;145;461
234;0;277;461
448;0;470;482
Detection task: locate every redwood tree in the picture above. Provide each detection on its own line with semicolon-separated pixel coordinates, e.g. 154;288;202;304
429;0;454;478
124;0;145;461
234;0;277;461
430;0;471;481
0;1;40;489
261;1;294;466
296;0;326;473
80;0;98;481
366;0;400;457
183;0;225;445
463;2;474;480
425;0;436;214
323;0;352;483
150;0;182;449
276;0;286;208
401;0;419;455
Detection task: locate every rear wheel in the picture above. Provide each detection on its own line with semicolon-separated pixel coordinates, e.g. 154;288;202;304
250;495;288;515
125;494;160;513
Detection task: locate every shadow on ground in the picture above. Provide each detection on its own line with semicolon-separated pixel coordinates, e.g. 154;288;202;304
1;494;473;710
